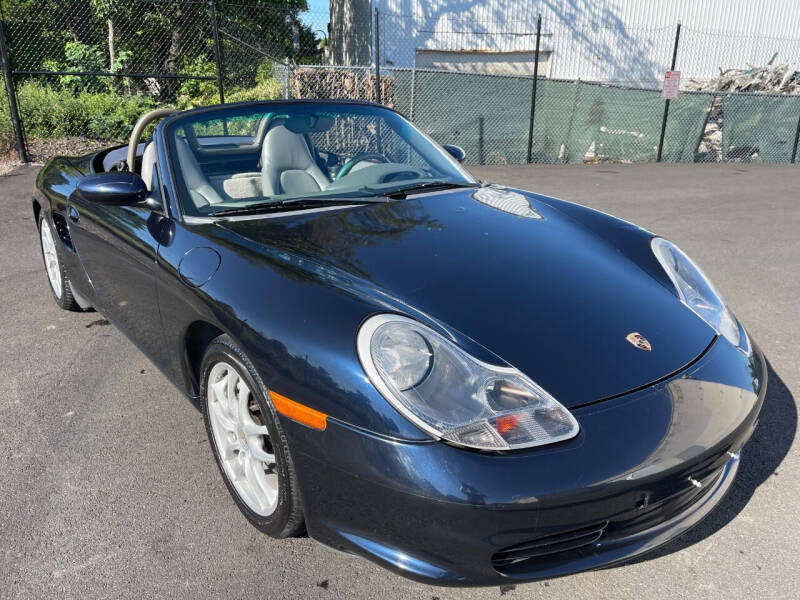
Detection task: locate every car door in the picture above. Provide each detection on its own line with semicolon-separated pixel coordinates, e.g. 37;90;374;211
66;167;168;359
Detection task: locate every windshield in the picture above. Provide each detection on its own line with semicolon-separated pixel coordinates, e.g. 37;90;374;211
164;102;475;217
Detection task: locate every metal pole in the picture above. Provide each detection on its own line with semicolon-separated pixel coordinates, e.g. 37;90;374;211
209;0;225;104
526;14;541;164
657;21;681;162
374;8;381;103
283;57;290;99
409;65;416;119
791;110;800;163
0;8;27;162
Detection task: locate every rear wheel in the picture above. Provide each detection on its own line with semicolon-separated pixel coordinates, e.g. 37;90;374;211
200;335;304;537
39;213;80;311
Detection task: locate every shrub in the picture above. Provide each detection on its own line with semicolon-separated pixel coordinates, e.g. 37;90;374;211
58;42;111;94
13;80;156;142
226;78;283;103
176;58;220;109
0;68;283;154
227;62;284;102
1;78;13;153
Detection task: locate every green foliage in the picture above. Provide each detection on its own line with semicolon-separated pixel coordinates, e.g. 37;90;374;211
256;61;277;86
226;78;283;103
0;71;285;152
111;50;133;74
0;79;14;153
12;80;155;142
176;57;220;109
0;0;322;154
224;60;284;102
59;42;111;94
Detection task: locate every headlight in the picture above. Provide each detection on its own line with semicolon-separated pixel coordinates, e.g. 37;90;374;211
651;237;740;346
357;314;580;450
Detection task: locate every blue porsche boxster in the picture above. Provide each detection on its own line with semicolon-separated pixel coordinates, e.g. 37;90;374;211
33;100;766;586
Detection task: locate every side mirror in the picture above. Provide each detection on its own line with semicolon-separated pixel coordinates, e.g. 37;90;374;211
443;144;466;162
75;173;148;206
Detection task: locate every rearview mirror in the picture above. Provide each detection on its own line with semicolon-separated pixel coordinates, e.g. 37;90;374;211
443;144;466;162
75;173;148;206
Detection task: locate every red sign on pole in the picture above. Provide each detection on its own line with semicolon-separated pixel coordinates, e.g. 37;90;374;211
662;71;681;99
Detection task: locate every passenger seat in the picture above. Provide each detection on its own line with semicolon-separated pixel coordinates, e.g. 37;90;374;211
261;122;330;196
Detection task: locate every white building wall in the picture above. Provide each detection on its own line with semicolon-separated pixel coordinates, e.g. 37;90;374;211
375;0;800;83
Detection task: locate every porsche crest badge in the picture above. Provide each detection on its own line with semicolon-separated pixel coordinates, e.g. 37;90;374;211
626;332;652;352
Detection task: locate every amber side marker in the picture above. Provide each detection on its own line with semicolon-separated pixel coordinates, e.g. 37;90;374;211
269;390;328;430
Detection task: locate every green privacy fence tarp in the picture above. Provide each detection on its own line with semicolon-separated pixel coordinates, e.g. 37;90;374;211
535;81;714;164
392;70;714;165
722;94;800;163
394;70;531;165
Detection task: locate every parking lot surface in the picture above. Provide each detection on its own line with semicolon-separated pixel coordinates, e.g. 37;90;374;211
1;163;798;599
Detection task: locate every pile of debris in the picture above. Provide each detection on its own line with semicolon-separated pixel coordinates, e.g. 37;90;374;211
687;56;799;161
686;55;800;94
291;67;394;106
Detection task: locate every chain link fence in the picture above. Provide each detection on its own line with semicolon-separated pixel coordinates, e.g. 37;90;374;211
1;1;799;165
0;71;11;154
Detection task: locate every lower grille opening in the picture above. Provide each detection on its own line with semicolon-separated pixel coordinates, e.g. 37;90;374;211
492;521;608;569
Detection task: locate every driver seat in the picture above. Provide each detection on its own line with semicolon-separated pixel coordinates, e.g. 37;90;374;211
174;138;225;208
140;142;157;191
261;122;330;196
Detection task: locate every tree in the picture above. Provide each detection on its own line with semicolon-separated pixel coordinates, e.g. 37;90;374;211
89;0;125;69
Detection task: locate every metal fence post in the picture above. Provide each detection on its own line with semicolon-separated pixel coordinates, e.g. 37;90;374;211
374;7;381;103
791;111;800;164
0;8;27;163
209;0;225;103
657;21;681;162
525;14;542;164
409;65;416;119
283;57;290;99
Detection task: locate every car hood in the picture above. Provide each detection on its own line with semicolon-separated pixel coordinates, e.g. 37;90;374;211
219;187;715;408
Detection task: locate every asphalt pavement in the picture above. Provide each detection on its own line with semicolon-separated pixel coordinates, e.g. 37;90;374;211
1;163;798;599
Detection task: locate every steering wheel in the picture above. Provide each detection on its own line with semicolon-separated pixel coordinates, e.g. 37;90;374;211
126;107;178;175
335;153;389;180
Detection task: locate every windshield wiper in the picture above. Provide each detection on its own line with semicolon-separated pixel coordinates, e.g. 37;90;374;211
364;180;480;199
210;196;390;217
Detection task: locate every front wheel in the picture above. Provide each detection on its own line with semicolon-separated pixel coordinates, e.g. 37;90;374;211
39;213;81;311
200;335;305;537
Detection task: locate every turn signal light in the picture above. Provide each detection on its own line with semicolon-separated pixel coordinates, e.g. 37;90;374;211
269;390;328;430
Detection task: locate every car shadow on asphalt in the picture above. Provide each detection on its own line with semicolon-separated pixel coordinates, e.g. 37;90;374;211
620;360;796;565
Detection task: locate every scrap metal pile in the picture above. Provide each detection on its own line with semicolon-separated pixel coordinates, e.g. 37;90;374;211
687;56;799;161
686;57;800;94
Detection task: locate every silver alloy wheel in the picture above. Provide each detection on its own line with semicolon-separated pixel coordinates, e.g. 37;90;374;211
40;218;62;299
207;361;279;516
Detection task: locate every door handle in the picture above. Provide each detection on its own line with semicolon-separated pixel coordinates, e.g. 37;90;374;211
68;207;80;223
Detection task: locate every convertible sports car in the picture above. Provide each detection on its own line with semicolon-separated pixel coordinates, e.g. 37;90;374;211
33;100;766;586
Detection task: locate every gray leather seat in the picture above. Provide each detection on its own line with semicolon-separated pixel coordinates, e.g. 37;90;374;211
261;122;330;196
174;138;225;208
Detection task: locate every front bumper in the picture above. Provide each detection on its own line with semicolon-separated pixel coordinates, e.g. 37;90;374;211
284;337;766;586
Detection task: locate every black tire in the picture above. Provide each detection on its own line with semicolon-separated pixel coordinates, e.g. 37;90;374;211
200;334;305;537
38;213;81;312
